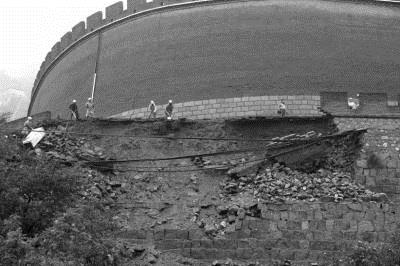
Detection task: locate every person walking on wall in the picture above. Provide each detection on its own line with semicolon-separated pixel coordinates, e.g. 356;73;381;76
69;99;80;120
278;99;286;117
85;97;95;119
148;100;157;119
165;100;174;120
21;116;33;136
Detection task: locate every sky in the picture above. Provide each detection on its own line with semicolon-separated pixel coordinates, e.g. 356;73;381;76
0;0;126;96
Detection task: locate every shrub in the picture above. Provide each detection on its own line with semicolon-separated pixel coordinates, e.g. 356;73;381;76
30;204;124;265
0;137;79;236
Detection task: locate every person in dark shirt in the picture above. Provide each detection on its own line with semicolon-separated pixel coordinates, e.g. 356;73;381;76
69;99;80;120
165;100;173;120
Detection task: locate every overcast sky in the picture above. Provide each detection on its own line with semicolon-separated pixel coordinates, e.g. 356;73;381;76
0;0;126;90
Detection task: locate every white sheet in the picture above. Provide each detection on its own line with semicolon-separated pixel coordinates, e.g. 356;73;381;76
22;127;46;147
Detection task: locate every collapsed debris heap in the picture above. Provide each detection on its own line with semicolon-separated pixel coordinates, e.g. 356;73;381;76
33;125;108;163
221;129;388;203
221;163;388;203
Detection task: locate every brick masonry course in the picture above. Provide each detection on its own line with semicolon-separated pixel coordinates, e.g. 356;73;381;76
119;202;399;264
110;95;323;119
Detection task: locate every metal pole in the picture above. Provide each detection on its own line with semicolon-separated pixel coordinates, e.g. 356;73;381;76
91;73;97;100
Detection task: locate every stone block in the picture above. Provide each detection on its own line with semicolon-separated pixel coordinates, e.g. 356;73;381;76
309;220;326;231
164;229;188;240
213;239;236;249
190;248;216;260
154;229;164;240
326;220;334;231
155;239;183;250
294;249;310;260
287;221;301;230
200;239;213;249
282;230;306;240
235;248;253;260
366;176;376;187
214;249;236;259
357;232;378;242
358;220;374;233
309;241;339;251
356;159;368;168
121;229;147;239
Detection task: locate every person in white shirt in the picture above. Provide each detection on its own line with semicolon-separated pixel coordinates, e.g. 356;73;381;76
278;100;286;117
148;100;157;119
21;117;33;136
85;98;95;119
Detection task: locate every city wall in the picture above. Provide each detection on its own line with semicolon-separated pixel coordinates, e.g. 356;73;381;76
120;202;399;265
29;0;400;118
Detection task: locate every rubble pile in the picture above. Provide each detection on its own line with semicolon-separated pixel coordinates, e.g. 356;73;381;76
34;126;107;163
221;163;388;203
79;168;130;203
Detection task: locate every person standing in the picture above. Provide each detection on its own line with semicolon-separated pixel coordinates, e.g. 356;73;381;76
165;100;173;120
85;98;95;119
69;99;80;120
21;116;33;136
278;99;286;117
148;100;157;119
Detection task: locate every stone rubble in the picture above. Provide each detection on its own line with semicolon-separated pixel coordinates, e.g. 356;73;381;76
221;162;389;203
34;125;108;164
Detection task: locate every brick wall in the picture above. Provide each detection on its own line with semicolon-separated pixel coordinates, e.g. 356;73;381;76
335;118;400;201
120;202;399;265
110;95;322;119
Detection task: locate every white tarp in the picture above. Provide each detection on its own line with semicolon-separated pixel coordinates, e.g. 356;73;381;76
23;127;46;147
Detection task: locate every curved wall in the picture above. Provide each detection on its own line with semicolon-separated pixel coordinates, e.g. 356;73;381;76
29;0;400;118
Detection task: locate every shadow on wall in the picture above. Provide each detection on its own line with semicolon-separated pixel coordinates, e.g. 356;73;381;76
366;152;386;169
320;91;400;116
